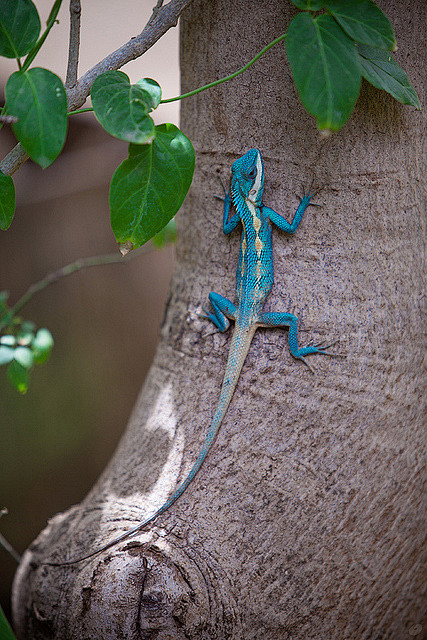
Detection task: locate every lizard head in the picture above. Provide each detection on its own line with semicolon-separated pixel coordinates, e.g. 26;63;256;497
231;149;264;207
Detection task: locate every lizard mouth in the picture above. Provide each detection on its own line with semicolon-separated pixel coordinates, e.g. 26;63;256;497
247;189;260;206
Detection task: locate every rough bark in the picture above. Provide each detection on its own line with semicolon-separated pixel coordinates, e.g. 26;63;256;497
12;1;425;638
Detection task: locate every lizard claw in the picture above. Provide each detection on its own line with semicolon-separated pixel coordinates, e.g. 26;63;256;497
299;356;316;374
198;305;215;321
312;338;346;358
319;339;346;356
218;175;227;193
296;338;346;371
296;179;324;205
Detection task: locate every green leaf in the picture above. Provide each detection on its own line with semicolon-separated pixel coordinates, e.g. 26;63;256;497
0;170;15;230
286;13;361;131
0;0;40;59
5;68;67;168
290;0;324;9
135;78;162;111
91;71;156;144
32;328;54;364
7;360;29;393
357;44;421;109
13;346;34;368
0;604;17;640
325;0;396;51
110;123;195;249
0;345;14;365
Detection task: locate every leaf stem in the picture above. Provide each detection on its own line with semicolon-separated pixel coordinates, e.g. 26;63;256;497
161;33;286;103
68;107;93;116
69;33;287;117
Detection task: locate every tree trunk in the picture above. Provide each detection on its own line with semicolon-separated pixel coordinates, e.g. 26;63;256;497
12;1;425;638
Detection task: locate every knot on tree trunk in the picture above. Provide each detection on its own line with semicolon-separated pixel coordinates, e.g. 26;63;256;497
13;531;242;639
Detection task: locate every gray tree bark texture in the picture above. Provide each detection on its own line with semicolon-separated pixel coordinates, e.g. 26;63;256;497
12;1;425;638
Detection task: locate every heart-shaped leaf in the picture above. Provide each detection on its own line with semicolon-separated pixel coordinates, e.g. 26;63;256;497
91;71;157;144
325;0;396;51
0;0;40;59
0;171;15;230
5;68;67;168
110;124;195;249
286;13;361;131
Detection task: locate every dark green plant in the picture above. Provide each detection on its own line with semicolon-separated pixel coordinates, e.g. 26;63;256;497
0;0;420;393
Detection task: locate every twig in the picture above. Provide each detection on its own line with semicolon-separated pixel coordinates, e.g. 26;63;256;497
0;533;21;564
0;509;21;564
147;0;164;27
68;0;193;111
4;244;154;324
65;0;81;89
0;0;194;176
0;144;28;174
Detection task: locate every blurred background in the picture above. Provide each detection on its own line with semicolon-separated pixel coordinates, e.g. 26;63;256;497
0;0;179;617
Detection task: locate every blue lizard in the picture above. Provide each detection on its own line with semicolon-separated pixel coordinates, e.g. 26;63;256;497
46;148;336;566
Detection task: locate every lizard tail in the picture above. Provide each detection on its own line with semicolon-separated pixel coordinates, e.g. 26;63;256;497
45;323;256;566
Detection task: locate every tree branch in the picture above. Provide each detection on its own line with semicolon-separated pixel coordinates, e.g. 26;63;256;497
68;0;193;110
3;244;155;325
1;144;28;174
0;0;194;176
65;0;81;89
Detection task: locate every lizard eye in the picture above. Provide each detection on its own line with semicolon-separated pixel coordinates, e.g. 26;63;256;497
247;166;257;180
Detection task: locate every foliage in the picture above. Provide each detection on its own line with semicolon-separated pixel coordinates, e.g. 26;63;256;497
0;0;420;392
0;0;420;236
5;67;67;167
0;292;54;394
287;0;420;130
110;123;195;249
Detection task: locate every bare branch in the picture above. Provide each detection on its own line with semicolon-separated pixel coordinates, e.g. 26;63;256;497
65;0;81;89
0;0;194;176
68;0;193;110
4;244;156;324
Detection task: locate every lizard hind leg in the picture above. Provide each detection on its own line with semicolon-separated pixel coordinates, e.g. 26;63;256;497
257;311;340;372
200;292;236;333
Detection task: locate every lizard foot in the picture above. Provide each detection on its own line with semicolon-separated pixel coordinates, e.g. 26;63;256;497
296;179;325;206
296;339;346;373
198;306;223;336
214;174;231;202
